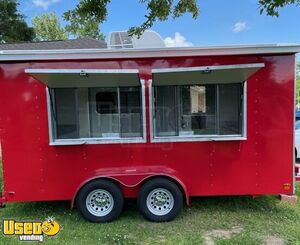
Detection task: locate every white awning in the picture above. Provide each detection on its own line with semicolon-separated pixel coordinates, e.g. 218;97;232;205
152;63;265;86
25;69;140;88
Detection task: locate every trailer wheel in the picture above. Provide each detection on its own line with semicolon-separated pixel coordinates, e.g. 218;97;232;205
138;178;183;222
76;179;124;222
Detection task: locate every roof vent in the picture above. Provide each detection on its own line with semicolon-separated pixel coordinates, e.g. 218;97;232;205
108;30;165;49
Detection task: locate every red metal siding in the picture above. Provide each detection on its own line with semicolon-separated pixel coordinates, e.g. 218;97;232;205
0;54;295;203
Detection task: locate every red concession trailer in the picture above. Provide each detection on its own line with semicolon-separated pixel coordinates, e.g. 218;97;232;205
0;43;299;222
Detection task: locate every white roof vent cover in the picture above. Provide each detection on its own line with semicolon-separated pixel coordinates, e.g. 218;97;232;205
108;30;165;49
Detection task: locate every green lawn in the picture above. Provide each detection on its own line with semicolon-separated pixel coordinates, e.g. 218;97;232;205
0;160;300;244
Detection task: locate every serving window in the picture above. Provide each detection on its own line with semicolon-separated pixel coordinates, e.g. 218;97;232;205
25;69;146;145
151;63;264;142
154;84;243;137
50;86;143;141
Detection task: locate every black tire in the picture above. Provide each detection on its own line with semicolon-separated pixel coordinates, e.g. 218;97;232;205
137;177;183;222
76;179;124;222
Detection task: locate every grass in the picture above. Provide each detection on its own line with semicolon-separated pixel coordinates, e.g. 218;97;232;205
0;160;300;244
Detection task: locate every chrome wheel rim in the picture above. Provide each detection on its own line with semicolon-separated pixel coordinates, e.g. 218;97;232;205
86;189;114;217
146;188;174;216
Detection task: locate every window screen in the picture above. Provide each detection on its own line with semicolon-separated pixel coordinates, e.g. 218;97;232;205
180;85;217;135
90;88;119;138
154;86;177;137
120;87;142;137
219;84;242;135
96;91;118;114
50;86;143;140
154;83;243;137
53;88;78;139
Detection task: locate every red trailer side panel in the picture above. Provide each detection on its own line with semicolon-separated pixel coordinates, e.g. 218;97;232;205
0;54;295;203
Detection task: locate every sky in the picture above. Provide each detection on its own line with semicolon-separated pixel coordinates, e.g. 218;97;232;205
19;0;300;58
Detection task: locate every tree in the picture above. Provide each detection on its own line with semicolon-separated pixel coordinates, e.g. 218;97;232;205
32;13;68;41
64;0;199;37
64;15;105;40
0;0;35;43
258;0;300;17
33;12;103;41
63;0;108;40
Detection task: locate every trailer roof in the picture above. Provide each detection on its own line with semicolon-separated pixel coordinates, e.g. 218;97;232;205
0;38;107;50
0;44;300;61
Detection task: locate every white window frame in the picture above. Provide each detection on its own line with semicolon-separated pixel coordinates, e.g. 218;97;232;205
46;80;147;146
149;74;249;143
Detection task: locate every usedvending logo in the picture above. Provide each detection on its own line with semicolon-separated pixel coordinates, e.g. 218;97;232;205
2;217;60;242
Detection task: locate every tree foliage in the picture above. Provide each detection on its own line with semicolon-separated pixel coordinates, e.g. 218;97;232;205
63;0;108;40
258;0;300;17
128;0;199;36
32;13;68;41
64;15;105;40
33;12;104;41
63;0;199;37
0;0;35;43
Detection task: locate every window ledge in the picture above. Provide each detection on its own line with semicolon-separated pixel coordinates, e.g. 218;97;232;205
50;138;146;146
151;136;246;143
50;140;86;146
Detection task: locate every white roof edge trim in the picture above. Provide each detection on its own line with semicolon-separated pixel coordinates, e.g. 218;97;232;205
25;68;139;74
152;63;265;74
1;44;300;61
